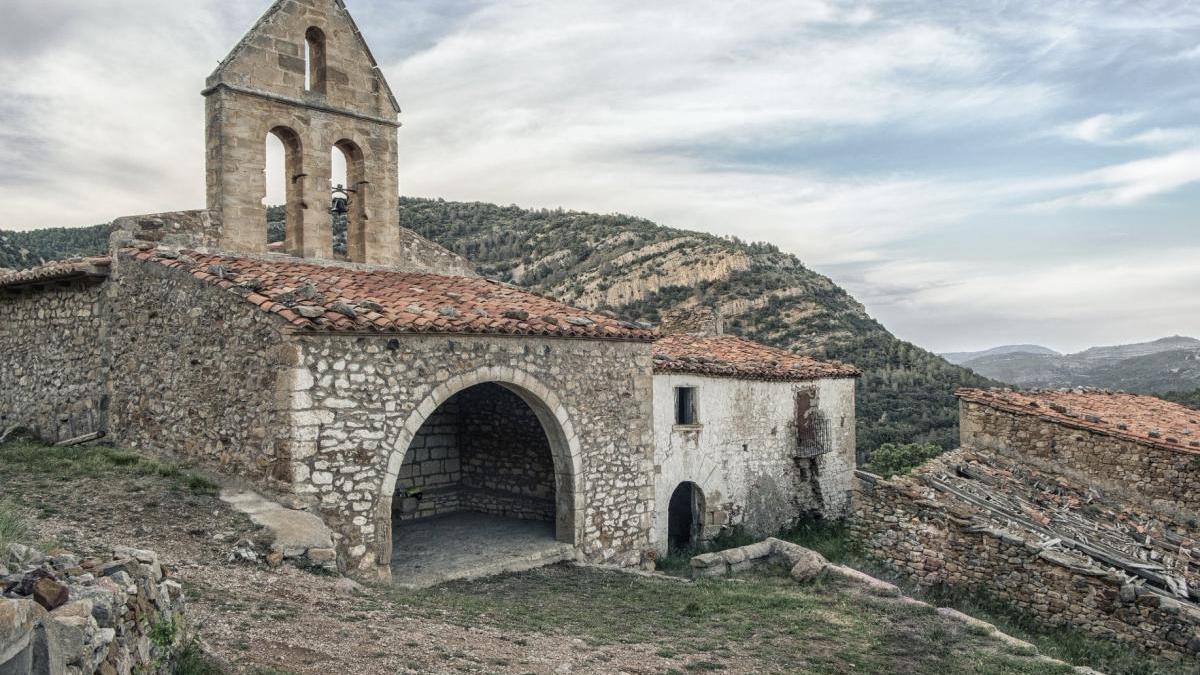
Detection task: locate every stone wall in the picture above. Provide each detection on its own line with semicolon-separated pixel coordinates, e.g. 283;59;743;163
651;373;856;553
111;210;223;253
394;401;463;521
962;400;1200;515
0;280;108;443
392;384;559;524
105;254;295;481
1;545;187;674
458;383;556;521
851;468;1200;661
287;333;656;574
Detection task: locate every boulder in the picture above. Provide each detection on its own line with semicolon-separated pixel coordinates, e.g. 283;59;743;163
31;578;70;611
0;598;48;668
788;549;828;583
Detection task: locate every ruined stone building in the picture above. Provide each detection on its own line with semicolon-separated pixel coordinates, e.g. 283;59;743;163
854;389;1200;659
0;0;858;581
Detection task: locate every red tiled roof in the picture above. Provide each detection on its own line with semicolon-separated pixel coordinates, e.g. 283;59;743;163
0;257;112;289
957;388;1200;455
125;249;654;341
652;334;860;381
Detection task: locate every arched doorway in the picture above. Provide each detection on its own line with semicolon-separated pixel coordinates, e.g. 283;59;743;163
387;381;576;583
668;482;705;552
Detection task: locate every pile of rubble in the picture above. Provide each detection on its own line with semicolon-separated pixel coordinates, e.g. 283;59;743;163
925;449;1200;603
854;447;1200;660
1;544;186;674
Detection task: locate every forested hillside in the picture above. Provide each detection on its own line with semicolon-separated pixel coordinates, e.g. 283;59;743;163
0;225;107;270
3;199;996;456
1162;390;1200;410
398;197;994;456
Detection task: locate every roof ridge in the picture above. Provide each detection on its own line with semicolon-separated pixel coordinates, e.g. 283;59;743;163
122;248;654;341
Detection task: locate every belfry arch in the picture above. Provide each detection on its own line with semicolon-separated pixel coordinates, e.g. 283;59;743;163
332;139;367;262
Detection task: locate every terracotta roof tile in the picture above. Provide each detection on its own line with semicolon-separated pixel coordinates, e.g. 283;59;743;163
957;388;1200;456
124;249;654;341
653;334;860;381
0;256;112;289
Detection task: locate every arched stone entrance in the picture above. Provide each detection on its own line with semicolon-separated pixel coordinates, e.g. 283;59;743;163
668;481;705;552
376;367;582;580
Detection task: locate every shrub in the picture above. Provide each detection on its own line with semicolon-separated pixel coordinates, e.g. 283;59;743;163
864;442;944;478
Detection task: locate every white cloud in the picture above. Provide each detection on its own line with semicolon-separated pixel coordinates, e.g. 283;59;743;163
1057;113;1143;144
851;249;1200;353
1027;146;1200;210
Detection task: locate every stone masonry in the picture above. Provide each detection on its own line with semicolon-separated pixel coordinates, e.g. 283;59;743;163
0;265;110;444
0;0;860;586
104;253;296;482
853;459;1200;661
960;392;1200;515
289;333;657;574
1;544;187;674
204;0;402;263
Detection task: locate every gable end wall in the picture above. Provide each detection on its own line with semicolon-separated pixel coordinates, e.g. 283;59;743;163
105;258;297;481
961;400;1200;514
0;282;109;442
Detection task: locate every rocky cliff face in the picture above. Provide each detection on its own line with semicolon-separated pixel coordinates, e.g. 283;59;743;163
400;197;994;454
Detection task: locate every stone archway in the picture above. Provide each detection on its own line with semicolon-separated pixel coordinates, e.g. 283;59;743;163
375;367;582;573
668;481;705;552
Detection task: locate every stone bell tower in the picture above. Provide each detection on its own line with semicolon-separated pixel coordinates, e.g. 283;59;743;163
202;0;402;265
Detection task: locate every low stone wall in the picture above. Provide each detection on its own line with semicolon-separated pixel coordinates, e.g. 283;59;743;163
1;544;186;674
962;400;1200;515
852;469;1200;661
0;279;109;443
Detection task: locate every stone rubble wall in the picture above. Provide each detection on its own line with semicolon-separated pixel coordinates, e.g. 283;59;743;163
105;254;295;482
1;545;186;675
392;384;558;524
851;469;1200;661
111;210;223;253
961;400;1200;515
0;280;109;443
395;401;464;521
289;333;656;573
457;383;556;519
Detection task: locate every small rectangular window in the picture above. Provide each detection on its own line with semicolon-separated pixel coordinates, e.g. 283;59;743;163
675;386;698;425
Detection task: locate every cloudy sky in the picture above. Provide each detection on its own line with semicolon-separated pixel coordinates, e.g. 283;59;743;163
2;0;1198;353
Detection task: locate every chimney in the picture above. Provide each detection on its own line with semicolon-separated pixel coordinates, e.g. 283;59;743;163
660;306;724;336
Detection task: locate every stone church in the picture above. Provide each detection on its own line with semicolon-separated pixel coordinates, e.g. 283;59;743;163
0;0;858;580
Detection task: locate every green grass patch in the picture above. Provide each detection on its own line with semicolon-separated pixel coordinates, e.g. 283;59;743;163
383;565;1069;675
174;641;225;675
0;441;219;496
919;585;1198;675
0;501;30;551
778;519;864;566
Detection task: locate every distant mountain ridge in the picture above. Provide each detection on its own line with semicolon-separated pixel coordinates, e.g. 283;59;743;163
941;344;1059;365
953;336;1200;393
3;198;998;455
